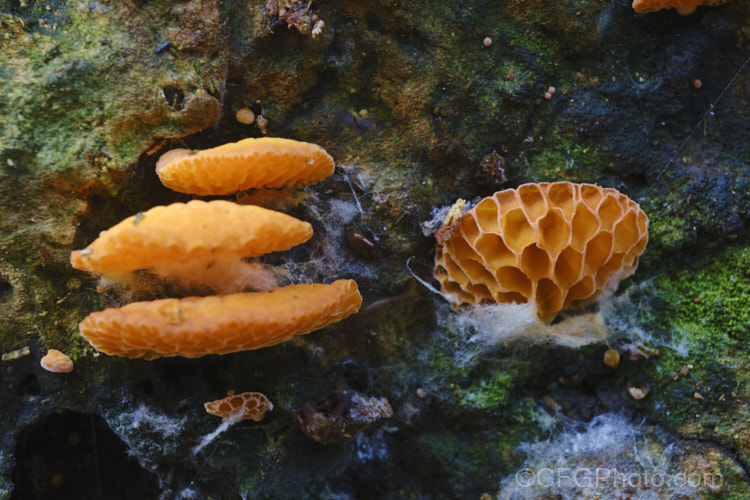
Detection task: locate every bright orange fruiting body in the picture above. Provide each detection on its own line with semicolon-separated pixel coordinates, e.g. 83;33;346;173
40;349;74;373
632;0;732;14
78;280;362;359
70;200;312;273
155;137;335;195
204;392;273;421
434;182;649;322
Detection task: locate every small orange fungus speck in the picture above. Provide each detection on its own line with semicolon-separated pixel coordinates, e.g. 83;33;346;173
204;392;273;421
70;200;312;273
155;137;334;195
78;280;362;359
41;349;74;373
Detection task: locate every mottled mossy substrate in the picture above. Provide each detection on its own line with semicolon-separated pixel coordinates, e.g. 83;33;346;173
2;0;750;497
615;243;750;471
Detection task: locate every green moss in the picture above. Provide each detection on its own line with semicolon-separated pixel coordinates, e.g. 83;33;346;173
641;158;749;251
655;245;749;346
647;213;693;250
519;133;611;183
412;396;544;497
458;369;513;411
621;245;750;434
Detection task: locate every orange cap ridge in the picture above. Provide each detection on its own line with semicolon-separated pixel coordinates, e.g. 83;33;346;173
70;200;313;273
78;280;362;359
155;137;335;195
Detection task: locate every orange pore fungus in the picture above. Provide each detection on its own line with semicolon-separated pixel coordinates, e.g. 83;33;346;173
434;182;649;322
632;0;732;14
70;200;312;274
204;392;273;421
78;279;362;359
155;137;335;196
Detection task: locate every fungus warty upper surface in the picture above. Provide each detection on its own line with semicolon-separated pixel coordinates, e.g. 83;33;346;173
632;0;732;14
70;200;312;273
155;137;335;195
78;280;362;359
204;392;274;421
434;182;648;322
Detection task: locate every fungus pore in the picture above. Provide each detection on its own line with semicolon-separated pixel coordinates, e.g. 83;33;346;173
204;392;273;421
155;137;335;195
78;279;362;359
434;182;648;322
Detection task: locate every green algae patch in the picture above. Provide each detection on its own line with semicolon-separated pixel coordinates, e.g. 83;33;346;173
409;397;545;498
622;244;750;467
517;131;613;184
458;369;513;412
655;245;749;346
642;156;750;250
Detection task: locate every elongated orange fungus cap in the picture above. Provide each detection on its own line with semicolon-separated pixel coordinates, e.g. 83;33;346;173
205;392;273;421
70;200;312;273
78;279;362;359
155;137;335;195
632;0;731;14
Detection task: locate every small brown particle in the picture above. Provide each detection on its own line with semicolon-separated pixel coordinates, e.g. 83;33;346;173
50;473;64;488
680;364;692;376
693;79;702;88
235;107;255;125
483;37;492;47
542;394;562;413
347;228;379;260
628;387;646;400
257;114;268;134
627;378;650;400
603;347;620;367
297;390;393;444
67;431;82;446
